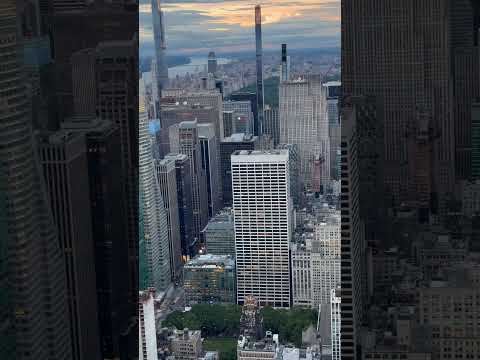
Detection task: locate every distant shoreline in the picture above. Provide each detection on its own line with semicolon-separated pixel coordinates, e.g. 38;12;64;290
139;55;190;73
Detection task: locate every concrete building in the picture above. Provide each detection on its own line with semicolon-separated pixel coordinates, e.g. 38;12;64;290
277;143;302;207
237;331;279;360
198;123;222;217
223;100;254;136
330;288;341;360
171;329;203;360
220;133;261;206
418;265;480;360
183;254;236;305
291;211;340;308
139;290;158;360
222;110;253;138
202;208;235;255
264;105;280;146
232;150;292;307
323;81;341;180
279;78;329;191
156;157;182;280
163;90;223;141
170;121;209;245
159;103;218;157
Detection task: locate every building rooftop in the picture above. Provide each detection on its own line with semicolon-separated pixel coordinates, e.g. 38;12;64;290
222;133;257;143
231;149;289;163
184;254;235;269
164;153;188;161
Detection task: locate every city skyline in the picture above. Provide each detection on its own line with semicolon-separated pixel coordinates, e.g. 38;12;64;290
140;0;340;55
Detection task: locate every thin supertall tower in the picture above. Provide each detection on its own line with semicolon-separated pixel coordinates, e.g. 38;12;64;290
152;0;168;93
254;5;264;136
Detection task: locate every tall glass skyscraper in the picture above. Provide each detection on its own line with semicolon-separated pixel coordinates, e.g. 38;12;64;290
139;96;171;291
0;2;72;358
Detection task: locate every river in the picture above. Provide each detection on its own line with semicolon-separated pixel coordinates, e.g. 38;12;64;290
168;56;232;78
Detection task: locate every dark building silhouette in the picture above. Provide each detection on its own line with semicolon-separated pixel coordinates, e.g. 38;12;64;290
341;1;480;359
1;2;72;358
38;131;102;360
220;134;261;206
164;153;195;258
342;0;480;216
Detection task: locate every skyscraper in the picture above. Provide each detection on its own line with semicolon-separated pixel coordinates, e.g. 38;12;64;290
38;131;101;360
139;289;159;360
263;105;279;146
0;164;14;359
95;40;139;306
254;5;264;136
220;133;261;206
280;44;290;82
323;81;341;180
140;97;171;291
341;0;478;213
155;157;182;280
330;287;341;360
340;102;366;360
69;48;134;359
151;0;168;93
169;121;209;247
279;77;329;191
1;2;72;358
163;153;195;258
208;51;217;75
198;123;222;216
159;102;218;157
232;150;292;308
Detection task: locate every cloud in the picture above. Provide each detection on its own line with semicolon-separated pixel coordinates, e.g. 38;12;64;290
140;0;340;55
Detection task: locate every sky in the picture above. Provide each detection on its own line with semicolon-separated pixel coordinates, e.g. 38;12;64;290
139;0;340;56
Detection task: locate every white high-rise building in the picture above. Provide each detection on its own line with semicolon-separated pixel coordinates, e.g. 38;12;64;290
140;95;171;291
311;217;340;306
291;212;340;308
330;288;341;360
279;77;329;191
232;150;292;308
139;290;158;360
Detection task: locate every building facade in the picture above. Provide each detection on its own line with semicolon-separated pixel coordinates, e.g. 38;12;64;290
169;121;209;247
279;78;329;191
140;98;171;291
198;123;222;217
183;254;236;305
164;153;195;258
202;208;235;255
38;131;101;360
232;150;292;308
139;290;158;360
156;157;182;280
220;133;261;206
